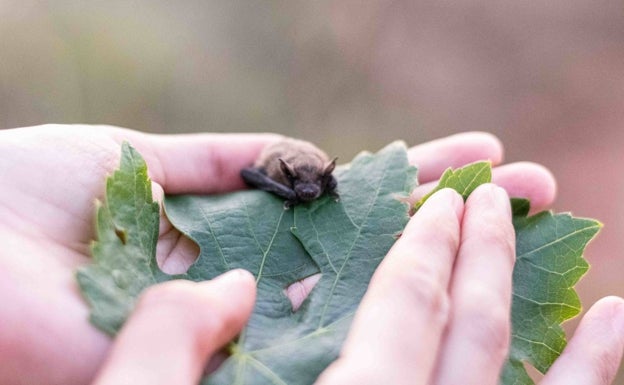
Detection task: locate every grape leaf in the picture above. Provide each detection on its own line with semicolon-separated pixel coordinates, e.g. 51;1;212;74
501;207;600;384
170;142;416;385
77;142;172;335
417;165;601;385
78;142;600;385
413;161;491;211
78;141;416;384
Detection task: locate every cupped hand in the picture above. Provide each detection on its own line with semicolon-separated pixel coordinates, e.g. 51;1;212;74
316;186;624;385
0;125;557;385
0;124;276;385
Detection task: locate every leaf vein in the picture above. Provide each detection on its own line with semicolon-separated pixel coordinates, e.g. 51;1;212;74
316;160;390;328
246;356;288;385
511;334;561;355
517;224;600;260
512;292;581;311
197;204;229;270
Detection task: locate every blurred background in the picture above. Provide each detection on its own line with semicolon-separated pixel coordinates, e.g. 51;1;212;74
1;0;623;381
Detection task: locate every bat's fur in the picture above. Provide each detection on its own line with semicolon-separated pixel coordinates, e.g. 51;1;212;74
241;138;338;207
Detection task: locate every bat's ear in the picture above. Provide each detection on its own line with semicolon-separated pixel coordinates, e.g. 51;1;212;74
323;157;337;175
279;158;298;178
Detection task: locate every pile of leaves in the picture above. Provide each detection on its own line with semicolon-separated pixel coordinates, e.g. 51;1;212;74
77;142;600;385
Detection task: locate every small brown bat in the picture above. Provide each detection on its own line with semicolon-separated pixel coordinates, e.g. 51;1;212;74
240;138;338;207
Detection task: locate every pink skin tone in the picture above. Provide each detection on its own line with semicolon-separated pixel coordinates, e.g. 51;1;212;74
0;125;622;385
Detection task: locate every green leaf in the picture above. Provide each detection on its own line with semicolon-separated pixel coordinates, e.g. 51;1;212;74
501;208;600;384
413;160;491;211
416;162;601;385
78;143;600;385
77;142;169;335
511;197;531;217
172;142;416;385
79;141;416;384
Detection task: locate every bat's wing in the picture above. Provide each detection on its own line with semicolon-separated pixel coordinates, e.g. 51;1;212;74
240;167;297;203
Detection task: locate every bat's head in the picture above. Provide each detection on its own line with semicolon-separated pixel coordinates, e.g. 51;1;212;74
279;157;337;202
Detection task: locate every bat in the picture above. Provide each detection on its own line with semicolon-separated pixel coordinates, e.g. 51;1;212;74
240;138;338;207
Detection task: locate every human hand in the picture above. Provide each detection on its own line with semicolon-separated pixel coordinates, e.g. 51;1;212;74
315;186;624;385
0;125;557;384
92;186;624;385
0;124;276;385
92;269;257;385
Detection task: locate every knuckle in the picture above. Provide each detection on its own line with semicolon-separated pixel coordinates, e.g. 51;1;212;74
592;349;621;384
386;265;450;323
428;215;461;248
489;223;516;258
463;219;516;261
458;287;511;358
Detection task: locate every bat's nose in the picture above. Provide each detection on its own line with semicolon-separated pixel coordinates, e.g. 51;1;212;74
296;184;321;202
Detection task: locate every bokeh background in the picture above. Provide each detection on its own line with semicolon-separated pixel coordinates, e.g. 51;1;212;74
2;1;623;382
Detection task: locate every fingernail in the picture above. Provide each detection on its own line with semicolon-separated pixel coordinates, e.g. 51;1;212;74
471;184;511;220
433;188;464;219
493;185;512;220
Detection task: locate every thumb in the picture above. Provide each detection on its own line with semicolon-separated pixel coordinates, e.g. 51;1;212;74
93;269;256;385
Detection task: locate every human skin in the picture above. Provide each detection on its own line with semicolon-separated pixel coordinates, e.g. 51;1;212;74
1;125;620;385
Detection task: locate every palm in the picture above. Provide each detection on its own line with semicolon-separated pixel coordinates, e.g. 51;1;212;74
0;125;285;385
0;127;125;384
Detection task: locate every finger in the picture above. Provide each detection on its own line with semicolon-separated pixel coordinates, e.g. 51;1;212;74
408;132;503;183
316;189;464;385
433;184;515;385
148;181;201;275
411;162;557;212
540;296;624;385
285;274;322;312
489;162;557;212
93;270;256;385
107;126;282;194
156;221;200;275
